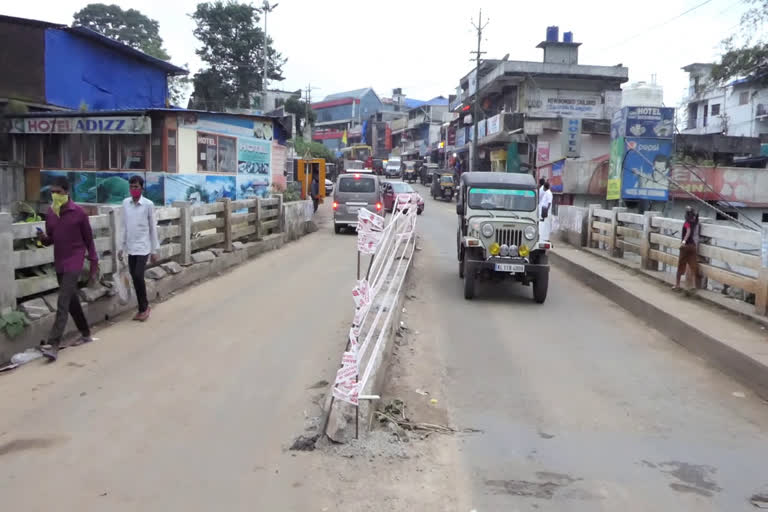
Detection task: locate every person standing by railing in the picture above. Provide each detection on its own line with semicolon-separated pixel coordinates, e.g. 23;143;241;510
118;175;159;322
674;206;700;291
539;182;553;242
37;177;98;361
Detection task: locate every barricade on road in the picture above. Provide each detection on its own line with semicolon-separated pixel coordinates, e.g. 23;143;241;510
327;193;419;440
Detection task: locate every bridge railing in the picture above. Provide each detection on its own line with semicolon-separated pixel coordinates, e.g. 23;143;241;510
1;195;294;311
571;204;768;316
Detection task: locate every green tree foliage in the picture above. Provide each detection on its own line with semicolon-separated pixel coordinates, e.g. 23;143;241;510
292;137;335;162
189;1;285;111
284;97;316;135
72;4;191;106
73;3;170;59
711;0;768;84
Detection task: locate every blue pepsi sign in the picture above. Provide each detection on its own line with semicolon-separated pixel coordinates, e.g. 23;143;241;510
620;137;673;201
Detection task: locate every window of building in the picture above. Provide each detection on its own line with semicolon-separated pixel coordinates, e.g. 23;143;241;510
151;118;164;172
167;129;177;172
82;135;109;169
716;210;738;221
711;104;721;116
739;91;749;105
61;135;83;168
762;212;768;223
43;137;61;168
22;135;42;167
116;136;147;170
196;132;236;172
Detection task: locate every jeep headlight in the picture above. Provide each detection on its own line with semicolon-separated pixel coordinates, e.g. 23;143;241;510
489;242;501;256
500;244;510;257
519;244;530;258
524;225;536;240
481;223;494;238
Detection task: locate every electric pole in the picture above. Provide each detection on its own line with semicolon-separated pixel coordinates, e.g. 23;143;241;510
470;9;488;173
260;1;279;112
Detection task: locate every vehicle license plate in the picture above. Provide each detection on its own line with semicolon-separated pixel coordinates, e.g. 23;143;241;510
495;263;525;273
347;206;359;214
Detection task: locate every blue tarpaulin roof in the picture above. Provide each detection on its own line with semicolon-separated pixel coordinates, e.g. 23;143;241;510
404;98;425;109
423;96;449;106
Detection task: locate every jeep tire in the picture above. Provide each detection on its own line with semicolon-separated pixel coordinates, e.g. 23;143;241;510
463;258;475;300
533;273;548;304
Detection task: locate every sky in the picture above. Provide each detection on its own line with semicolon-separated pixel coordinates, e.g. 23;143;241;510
2;0;750;108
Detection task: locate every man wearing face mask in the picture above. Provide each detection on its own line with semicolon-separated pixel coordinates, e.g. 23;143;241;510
118;175;159;321
37;177;98;361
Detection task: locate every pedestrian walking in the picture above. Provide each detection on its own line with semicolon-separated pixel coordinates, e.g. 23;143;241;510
539;181;553;242
674;206;700;291
37;177;98;361
538;177;546;197
310;174;320;212
118;175;159;321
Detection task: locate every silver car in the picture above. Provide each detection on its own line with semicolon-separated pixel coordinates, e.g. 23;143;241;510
333;173;382;234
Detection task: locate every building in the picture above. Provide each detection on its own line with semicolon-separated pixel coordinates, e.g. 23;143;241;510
0;15;187;112
311;88;383;152
258;89;302;115
392;96;449;161
682;63;768;140
446;27;628;173
0;15;291;210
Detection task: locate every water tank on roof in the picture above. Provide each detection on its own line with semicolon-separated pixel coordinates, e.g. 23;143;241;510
621;81;664;108
563;31;573;43
546;26;559;42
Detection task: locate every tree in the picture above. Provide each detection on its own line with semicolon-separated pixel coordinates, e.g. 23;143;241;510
72;4;191;106
711;0;768;85
284;97;316;135
73;3;169;60
292;137;335;162
189;1;285;111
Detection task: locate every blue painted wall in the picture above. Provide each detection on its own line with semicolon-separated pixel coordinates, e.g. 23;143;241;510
358;90;382;119
44;29;168;110
315;104;354;123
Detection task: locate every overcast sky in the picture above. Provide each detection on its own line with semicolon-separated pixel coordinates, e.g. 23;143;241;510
3;0;748;108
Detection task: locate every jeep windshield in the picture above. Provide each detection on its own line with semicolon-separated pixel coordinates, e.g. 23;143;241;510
468;188;536;212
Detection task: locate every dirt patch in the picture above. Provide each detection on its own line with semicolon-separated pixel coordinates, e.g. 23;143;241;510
0;437;61;457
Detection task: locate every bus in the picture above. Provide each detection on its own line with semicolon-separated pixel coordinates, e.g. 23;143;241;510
341;145;373;171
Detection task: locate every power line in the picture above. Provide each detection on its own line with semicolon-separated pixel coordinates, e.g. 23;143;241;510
597;0;715;51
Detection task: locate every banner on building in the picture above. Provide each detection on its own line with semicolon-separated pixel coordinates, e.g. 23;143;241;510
537;141;550;164
613;107;675;139
606;136;624;200
487;114;501;135
506;143;521;173
11;116;151;134
562;118;582;158
528;91;602;119
620;138;672;200
237;137;271;175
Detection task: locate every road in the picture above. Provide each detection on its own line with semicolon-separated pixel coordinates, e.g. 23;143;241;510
394;186;768;511
2;189;768;511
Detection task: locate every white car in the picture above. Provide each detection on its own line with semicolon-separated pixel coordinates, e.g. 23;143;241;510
325;178;333;195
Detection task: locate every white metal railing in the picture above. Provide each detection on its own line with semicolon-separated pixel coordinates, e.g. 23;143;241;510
332;194;419;407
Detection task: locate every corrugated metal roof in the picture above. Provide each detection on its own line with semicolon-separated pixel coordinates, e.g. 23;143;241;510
404;98;425;109
323;88;372;100
423;96;448;106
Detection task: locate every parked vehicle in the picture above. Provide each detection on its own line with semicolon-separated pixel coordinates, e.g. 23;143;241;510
333;173;382;234
456;172;550;302
403;161;418;183
325;178;334;196
382;180;424;214
431;172;455;201
421;163;439;185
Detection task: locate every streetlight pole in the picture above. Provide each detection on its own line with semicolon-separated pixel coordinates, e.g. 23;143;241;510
260;1;279;112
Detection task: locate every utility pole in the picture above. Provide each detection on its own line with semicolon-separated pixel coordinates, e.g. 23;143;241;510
260;1;279;112
470;9;488;173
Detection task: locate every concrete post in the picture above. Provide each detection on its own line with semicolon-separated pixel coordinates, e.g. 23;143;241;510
586;204;599;249
609;207;626;258
220;198;233;252
274;194;284;233
173;201;192;265
255;197;263;240
0;213;16;313
640;211;658;271
99;206;119;275
755;226;768;316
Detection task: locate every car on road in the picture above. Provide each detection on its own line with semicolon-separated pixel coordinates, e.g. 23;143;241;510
325;178;333;196
384;158;402;178
382;181;424;214
456;172;551;303
333;173;382;233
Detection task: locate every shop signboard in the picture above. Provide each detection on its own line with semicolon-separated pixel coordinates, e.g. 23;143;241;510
237;136;271;175
613;107;675;139
562;118;582;158
486;114;501;135
606;136;624;200
537;141;550;164
456;128;466;147
11;116;151;134
528;91;602;119
620;138;672;200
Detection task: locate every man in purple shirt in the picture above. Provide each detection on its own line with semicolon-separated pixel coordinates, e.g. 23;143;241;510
37;177;99;361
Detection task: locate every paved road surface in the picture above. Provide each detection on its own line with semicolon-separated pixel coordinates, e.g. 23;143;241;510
2;190;768;511
405;188;768;511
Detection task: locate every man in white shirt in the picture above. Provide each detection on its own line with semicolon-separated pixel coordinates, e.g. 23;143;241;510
118;175;159;321
539;181;553;242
